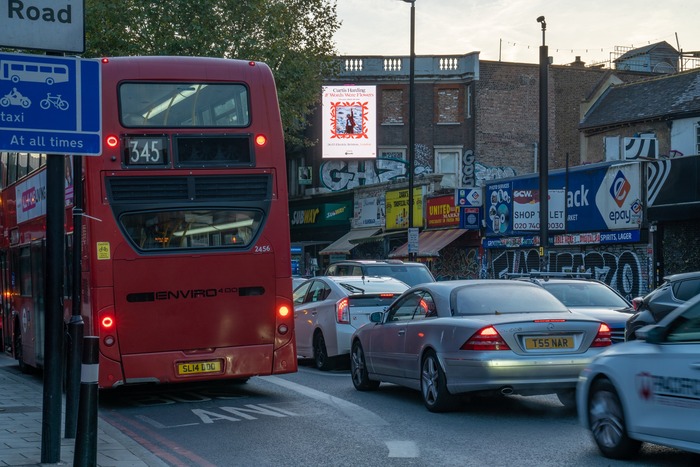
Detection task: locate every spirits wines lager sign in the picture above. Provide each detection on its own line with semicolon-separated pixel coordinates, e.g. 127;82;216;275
0;0;84;53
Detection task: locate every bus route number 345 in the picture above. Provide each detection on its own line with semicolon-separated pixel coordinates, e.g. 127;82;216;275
126;136;167;165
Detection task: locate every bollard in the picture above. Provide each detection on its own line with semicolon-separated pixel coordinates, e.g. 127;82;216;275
74;336;99;467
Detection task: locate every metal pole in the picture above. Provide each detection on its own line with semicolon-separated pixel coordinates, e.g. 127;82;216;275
537;16;549;272
407;0;416;261
74;336;99;467
65;155;84;439
41;152;65;463
41;50;66;464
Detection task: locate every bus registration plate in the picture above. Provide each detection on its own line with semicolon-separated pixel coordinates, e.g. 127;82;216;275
177;360;222;375
525;336;574;350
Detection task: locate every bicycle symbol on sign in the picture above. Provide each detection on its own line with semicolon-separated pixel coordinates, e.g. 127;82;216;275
40;93;69;111
0;88;31;108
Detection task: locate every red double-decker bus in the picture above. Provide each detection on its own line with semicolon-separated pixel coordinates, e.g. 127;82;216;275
0;56;297;388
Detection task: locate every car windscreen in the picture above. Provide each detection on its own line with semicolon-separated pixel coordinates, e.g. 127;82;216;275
542;282;630;307
452;284;569;316
365;265;433;286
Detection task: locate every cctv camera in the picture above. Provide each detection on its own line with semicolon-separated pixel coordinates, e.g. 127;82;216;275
536;16;545;23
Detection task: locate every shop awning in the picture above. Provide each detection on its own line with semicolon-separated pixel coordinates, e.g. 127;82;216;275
319;228;381;255
389;229;467;258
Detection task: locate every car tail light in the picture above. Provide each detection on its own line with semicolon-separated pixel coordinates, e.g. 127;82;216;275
337;297;349;324
461;326;510;351
631;297;643;311
591;323;612;347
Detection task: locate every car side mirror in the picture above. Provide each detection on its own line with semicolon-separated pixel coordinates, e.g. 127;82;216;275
370;311;383;323
636;324;664;343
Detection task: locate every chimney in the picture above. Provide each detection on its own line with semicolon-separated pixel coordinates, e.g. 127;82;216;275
570;56;586;68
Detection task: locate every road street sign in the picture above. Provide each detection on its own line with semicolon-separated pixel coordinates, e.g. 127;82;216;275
455;188;482;207
0;0;84;53
408;227;419;254
0;52;101;155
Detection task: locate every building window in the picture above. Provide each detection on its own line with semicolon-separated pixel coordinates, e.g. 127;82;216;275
381;89;403;124
436;88;461;124
378;147;408;165
435;148;462;188
604;136;620;161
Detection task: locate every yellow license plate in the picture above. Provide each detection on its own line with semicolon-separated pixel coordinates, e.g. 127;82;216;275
525;336;574;350
177;360;222;375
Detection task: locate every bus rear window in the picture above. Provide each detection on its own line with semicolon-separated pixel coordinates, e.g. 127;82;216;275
119;83;250;128
120;209;263;251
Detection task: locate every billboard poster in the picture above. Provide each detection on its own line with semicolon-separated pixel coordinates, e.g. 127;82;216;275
321;85;376;159
485;162;643;237
352;189;386;228
385;187;423;230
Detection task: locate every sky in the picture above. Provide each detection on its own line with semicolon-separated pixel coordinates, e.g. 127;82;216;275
334;0;698;67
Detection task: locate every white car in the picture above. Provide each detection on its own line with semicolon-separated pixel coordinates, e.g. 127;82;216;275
577;293;700;459
293;276;408;370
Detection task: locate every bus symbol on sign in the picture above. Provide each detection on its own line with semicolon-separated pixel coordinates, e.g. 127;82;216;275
1;59;69;85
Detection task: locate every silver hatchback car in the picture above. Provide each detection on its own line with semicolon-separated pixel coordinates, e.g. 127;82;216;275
293;276;409;370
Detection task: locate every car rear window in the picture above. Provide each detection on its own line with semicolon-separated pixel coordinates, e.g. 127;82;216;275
542;282;629;307
349;295;400;307
453;284;569;316
364;265;434;286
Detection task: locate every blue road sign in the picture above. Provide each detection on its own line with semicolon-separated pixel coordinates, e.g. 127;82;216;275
0;52;101;155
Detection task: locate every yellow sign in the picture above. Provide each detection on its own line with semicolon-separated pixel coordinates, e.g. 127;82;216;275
539;246;544;256
97;242;111;260
385;187;423;230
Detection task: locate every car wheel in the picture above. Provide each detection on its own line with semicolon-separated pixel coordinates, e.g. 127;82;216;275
420;350;456;412
556;389;577;409
350;340;379;391
313;331;335;371
588;378;641;459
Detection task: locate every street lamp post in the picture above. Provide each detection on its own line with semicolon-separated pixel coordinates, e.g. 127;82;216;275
537;15;548;271
403;0;416;261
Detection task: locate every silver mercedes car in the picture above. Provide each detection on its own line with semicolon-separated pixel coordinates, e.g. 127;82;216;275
350;280;613;412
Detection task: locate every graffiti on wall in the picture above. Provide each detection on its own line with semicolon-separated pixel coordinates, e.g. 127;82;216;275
433;246;481;280
321;157;405;191
474;162;517;186
489;245;649;300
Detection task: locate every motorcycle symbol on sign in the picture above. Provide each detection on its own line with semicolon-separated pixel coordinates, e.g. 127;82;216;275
0;87;31;108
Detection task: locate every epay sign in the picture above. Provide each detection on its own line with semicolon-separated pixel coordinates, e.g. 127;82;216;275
0;0;84;53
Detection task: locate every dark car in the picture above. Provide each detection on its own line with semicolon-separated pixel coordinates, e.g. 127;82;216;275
325;259;435;287
625;271;700;340
508;273;633;344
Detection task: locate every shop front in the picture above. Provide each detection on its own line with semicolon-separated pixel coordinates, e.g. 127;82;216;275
289;195;353;275
483;161;651;300
389;194;483;280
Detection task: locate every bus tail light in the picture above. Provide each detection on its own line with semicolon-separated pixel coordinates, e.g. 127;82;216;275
277;304;291;335
255;134;267;147
98;309;120;361
106;135;119;148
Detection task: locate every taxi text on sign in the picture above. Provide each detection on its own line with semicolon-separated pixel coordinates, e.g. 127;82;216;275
0;0;84;53
0;52;102;155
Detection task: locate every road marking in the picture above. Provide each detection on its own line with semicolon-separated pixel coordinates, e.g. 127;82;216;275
263;375;388;426
386;441;420;458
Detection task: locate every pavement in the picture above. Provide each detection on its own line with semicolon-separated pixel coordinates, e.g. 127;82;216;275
0;354;168;467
